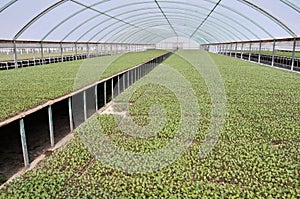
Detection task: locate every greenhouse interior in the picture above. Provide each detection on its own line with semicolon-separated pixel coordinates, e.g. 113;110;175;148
0;0;299;198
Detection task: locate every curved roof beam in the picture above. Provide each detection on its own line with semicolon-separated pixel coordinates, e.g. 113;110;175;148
13;0;69;40
10;0;290;43
154;0;178;37
104;12;244;42
108;17;236;43
51;1;258;43
69;0;165;42
42;1;110;41
160;0;274;38
190;0;222;38
280;0;300;13
121;31;175;44
53;1;258;43
0;0;17;13
86;3;259;43
237;0;297;37
125;29;209;44
103;16;235;42
89;10;240;44
113;22;220;44
63;6;258;43
138;14;246;40
162;5;259;39
107;26;175;44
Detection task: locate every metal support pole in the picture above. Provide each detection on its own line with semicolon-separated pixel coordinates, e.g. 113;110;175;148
68;98;74;132
95;85;98;111
122;74;125;91
111;78;114;100
20;119;30;169
96;43;99;55
83;91;87;121
127;71;130;86
291;38;296;71
60;43;63;62
41;43;44;64
13;40;18;69
75;43;78;60
48;105;55;147
241;43;244;59
249;42;252;61
104;81;107;105
258;41;262;63
136;68;138;80
230;43;233;57
272;40;276;67
87;43;89;57
117;75;120;95
235;43;238;58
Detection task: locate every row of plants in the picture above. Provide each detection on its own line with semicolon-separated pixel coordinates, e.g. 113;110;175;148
0;51;90;62
1;50;299;198
0;50;167;121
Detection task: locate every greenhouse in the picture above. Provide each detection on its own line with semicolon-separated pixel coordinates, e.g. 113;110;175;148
0;0;299;198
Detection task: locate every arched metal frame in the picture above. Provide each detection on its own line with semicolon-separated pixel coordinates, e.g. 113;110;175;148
66;0;268;43
0;0;299;44
63;5;259;43
106;18;231;44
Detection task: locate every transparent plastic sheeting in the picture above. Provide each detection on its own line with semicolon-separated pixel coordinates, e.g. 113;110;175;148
0;0;299;44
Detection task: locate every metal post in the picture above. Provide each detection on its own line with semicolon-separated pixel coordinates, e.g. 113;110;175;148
134;69;136;83
235;43;238;58
96;43;99;56
48;105;55;147
249;42;252;61
95;85;98;111
111;78;114;100
104;81;107;105
240;43;244;59
87;43;89;58
68;98;74;132
75;43;78;60
33;48;36;66
83;91;87;121
20;119;30;169
60;43;63;62
127;71;130;86
13;40;18;69
272;40;276;67
291;38;296;71
41;43;44;64
117;75;120;95
258;41;262;63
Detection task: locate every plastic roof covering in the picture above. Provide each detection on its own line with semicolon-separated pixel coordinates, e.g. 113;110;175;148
0;0;299;44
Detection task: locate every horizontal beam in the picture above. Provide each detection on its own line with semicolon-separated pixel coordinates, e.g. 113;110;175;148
208;37;300;45
0;39;153;46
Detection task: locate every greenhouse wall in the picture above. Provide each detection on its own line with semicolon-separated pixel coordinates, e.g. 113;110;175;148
205;37;300;72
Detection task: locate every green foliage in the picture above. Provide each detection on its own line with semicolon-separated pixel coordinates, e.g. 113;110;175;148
0;50;167;121
1;51;299;198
